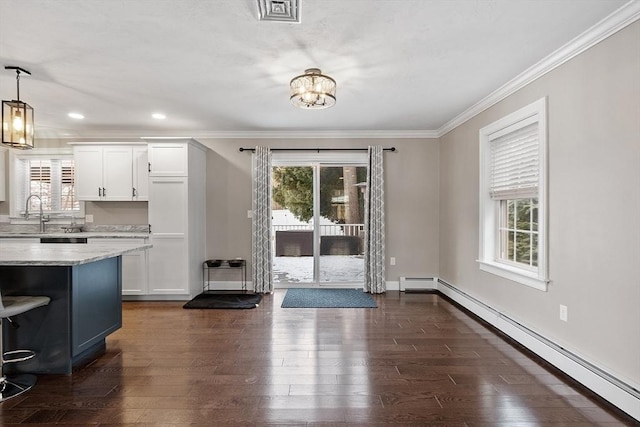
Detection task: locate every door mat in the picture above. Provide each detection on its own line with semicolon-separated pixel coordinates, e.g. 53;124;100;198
281;288;377;308
183;293;262;309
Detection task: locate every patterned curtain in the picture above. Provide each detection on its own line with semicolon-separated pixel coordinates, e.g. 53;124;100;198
364;145;386;294
252;146;273;293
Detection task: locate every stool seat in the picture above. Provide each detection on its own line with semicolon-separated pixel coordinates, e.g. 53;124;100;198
0;294;50;402
0;296;50;318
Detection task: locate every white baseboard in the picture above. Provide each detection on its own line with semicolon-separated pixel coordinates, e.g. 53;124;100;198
436;277;639;421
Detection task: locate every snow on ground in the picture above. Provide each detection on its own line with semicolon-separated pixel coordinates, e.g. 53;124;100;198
274;255;364;283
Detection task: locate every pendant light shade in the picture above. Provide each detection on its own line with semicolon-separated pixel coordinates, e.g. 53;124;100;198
2;66;34;149
290;68;336;109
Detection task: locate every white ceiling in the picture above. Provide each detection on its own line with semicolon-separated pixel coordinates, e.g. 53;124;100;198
0;0;632;140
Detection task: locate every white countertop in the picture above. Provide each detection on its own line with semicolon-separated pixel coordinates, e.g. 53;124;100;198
0;242;152;266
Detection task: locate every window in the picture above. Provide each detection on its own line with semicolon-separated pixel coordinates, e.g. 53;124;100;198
10;150;82;221
479;98;548;290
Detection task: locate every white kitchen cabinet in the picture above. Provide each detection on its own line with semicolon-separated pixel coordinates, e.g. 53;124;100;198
72;143;148;201
74;145;103;201
146;138;206;298
132;146;149;201
0;148;6;201
147;142;188;176
88;237;149;295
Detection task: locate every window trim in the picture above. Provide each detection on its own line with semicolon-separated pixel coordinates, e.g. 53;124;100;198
9;148;84;224
478;97;548;291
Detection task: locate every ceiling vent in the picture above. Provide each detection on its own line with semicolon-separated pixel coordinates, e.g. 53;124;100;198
257;0;301;23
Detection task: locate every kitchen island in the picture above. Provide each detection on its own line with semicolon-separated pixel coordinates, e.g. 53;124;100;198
0;242;151;374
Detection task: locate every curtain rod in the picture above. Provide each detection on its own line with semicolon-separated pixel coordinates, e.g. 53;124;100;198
239;147;396;153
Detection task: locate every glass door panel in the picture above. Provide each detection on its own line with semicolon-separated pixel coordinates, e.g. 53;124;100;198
318;166;366;283
272;166;314;284
271;164;366;286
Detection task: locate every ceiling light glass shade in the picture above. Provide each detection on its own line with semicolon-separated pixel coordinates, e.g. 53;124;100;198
290;68;336;109
2;99;34;149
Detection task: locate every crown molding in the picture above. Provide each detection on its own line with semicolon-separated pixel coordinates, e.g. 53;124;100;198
187;130;440;139
41;129;440;140
437;0;640;137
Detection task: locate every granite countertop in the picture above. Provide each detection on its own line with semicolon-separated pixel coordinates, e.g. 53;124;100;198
0;231;150;239
0;242;152;266
0;224;150;239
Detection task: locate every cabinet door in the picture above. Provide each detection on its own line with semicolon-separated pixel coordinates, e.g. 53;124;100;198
132;146;149;201
148;177;188;294
148;143;188;176
148;236;188;294
74;146;103;201
102;147;133;201
121;246;148;295
148;177;187;234
0;148;6;201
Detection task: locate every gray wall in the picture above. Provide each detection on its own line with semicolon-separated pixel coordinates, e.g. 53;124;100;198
199;137;440;282
439;22;640;384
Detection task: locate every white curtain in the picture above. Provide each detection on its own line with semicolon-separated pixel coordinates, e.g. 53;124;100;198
252;146;273;293
364;145;386;293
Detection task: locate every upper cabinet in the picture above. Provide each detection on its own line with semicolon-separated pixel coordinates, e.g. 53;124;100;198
72;143;148;201
147;142;188;176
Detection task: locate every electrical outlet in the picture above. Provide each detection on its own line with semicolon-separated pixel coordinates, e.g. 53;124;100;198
85;214;94;223
390;257;396;266
247;210;252;218
559;305;568;322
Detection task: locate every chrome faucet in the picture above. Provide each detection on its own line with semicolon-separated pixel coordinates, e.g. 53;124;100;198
24;194;49;232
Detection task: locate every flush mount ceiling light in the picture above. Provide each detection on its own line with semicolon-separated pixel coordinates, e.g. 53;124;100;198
257;0;301;23
290;68;336;109
2;66;34;149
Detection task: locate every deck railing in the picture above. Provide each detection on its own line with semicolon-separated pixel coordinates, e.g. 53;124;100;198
273;223;364;236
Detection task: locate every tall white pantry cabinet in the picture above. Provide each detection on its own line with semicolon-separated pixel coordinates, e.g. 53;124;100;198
146;138;207;298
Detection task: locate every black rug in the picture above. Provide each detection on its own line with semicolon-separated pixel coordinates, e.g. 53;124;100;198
183;293;263;309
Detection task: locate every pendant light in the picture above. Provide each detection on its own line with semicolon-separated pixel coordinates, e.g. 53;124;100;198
2;66;35;149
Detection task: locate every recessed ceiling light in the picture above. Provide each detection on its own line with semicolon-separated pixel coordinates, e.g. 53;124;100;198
152;113;166;120
68;112;84;119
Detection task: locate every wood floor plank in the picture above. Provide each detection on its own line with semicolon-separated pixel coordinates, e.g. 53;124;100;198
0;290;635;426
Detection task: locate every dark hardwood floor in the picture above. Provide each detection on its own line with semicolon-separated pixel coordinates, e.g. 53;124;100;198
0;290;636;426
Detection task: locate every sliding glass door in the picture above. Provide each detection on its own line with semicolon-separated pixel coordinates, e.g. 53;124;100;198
272;162;366;287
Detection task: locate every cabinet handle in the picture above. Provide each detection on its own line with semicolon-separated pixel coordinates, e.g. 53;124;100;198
98;187;102;197
133;187;137;197
102;187;106;197
148;162;151;172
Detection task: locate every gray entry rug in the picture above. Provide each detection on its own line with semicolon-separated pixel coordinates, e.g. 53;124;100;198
281;288;377;308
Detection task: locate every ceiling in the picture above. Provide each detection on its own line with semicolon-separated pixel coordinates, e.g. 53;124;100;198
0;0;632;140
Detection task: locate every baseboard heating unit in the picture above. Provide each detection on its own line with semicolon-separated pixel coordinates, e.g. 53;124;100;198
399;277;437;292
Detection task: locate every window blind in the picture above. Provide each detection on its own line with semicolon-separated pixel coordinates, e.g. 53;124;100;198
490;122;539;199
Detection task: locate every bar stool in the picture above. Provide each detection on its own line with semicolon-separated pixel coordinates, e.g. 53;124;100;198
0;294;50;402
